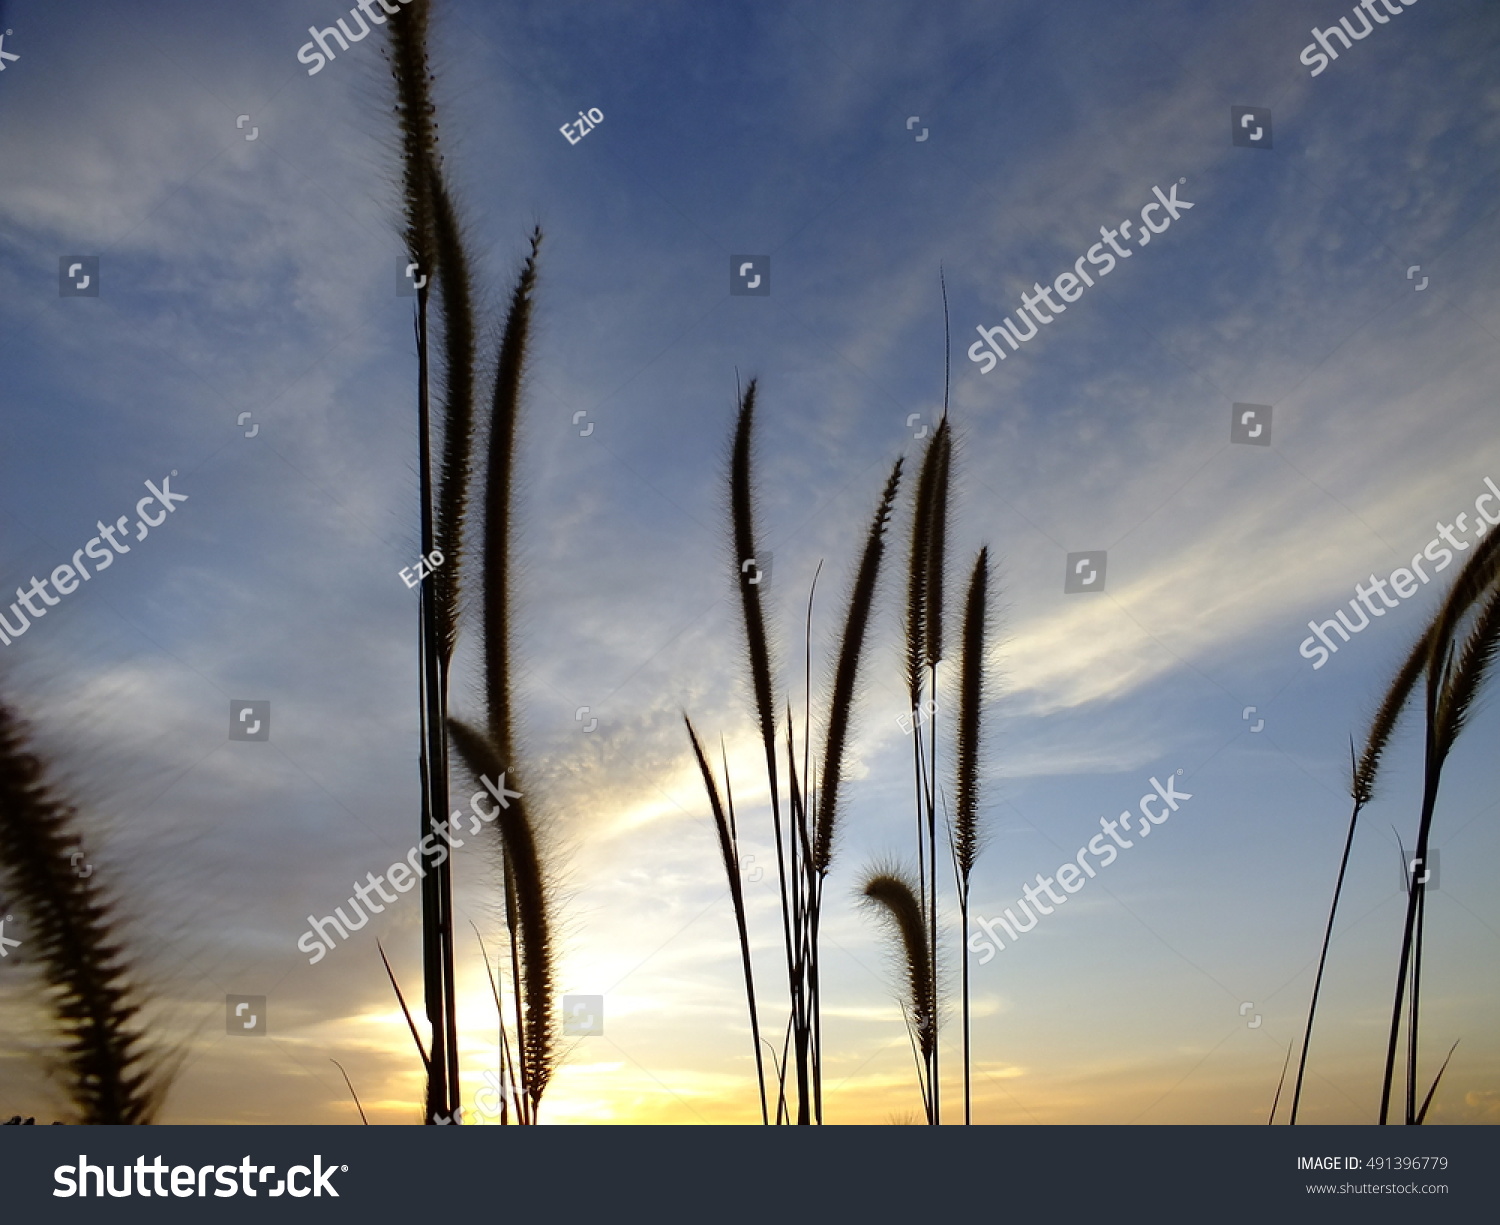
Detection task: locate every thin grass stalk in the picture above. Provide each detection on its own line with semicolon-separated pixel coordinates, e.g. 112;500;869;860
0;701;167;1124
1416;1039;1459;1124
1267;1040;1294;1125
799;568;823;1122
330;1060;370;1125
388;0;460;1122
502;858;531;1124
685;716;769;1124
1406;883;1425;1124
378;939;430;1071
473;922;520;1125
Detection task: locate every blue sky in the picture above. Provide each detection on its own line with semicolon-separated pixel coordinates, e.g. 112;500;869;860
1;0;1499;1124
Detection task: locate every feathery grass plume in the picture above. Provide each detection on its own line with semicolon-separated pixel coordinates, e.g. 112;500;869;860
1377;541;1500;1124
904;422;949;706
1399;581;1500;1121
428;176;478;664
953;548;989;885
923;425;952;674
387;0;437;285
727;382;809;1119
859;869;935;1121
0;700;167;1123
730;380;780;764
813;458;904;875
685;716;769;1124
481;228;541;767
951;546;989;1125
449;721;553;1113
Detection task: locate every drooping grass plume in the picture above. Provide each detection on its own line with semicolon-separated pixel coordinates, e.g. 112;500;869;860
814;458;904;875
448;719;555;1116
859;868;936;1122
1385;579;1500;1122
480;227;542;767
0;699;167;1124
728;381;795;1019
1369;528;1500;1123
685;716;769;1124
